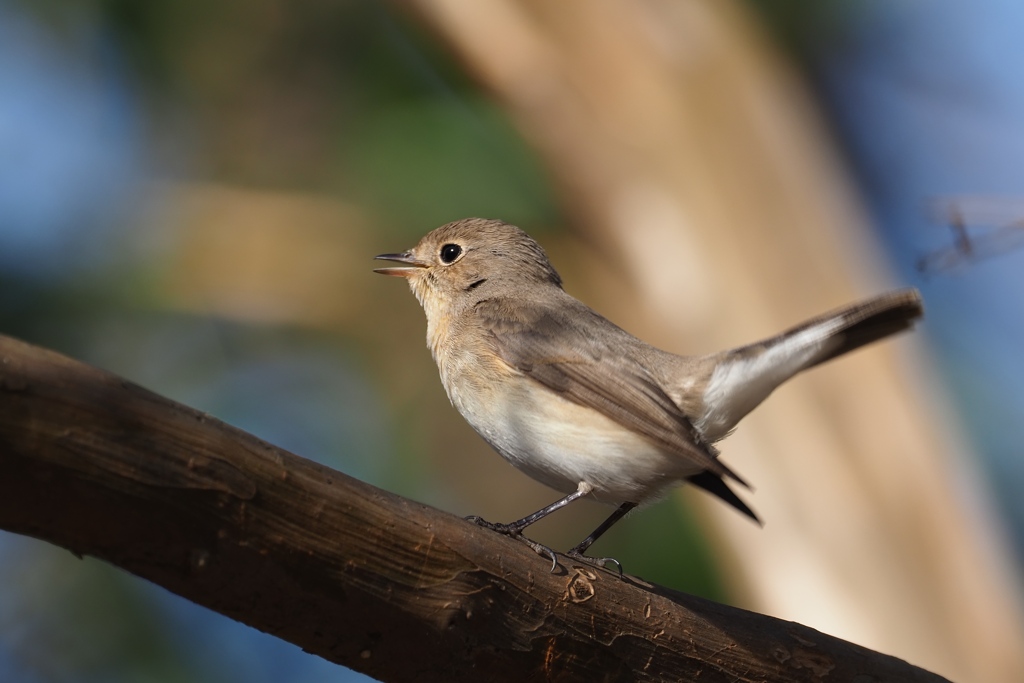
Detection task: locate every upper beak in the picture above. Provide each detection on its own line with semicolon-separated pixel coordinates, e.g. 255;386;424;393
374;251;428;277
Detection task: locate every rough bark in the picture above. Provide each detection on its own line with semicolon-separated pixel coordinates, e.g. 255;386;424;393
0;334;946;682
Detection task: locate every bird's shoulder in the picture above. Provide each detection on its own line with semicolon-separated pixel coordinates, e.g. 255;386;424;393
471;291;640;365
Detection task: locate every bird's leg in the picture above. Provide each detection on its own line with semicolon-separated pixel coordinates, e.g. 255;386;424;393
565;502;637;575
467;482;593;572
466;481;593;534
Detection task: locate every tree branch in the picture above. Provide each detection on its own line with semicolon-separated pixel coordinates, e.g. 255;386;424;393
0;334;946;682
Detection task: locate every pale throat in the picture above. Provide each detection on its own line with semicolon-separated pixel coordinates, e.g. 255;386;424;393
409;278;452;361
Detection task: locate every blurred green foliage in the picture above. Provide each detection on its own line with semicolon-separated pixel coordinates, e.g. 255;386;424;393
742;0;858;59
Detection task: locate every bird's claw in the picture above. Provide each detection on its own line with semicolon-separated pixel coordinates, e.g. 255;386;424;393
520;538;559;572
566;549;624;577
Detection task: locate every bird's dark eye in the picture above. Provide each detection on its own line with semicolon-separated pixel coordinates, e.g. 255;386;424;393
439;243;462;264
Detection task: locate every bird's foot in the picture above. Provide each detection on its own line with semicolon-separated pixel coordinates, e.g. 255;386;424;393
465;515;559;572
464;515;515;534
565;549;624;577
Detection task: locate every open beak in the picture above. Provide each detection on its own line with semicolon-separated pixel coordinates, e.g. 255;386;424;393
374;251;428;277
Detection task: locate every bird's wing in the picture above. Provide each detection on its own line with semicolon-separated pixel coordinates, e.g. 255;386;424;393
475;296;746;486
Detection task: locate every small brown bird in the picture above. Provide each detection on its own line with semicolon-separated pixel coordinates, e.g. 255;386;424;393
376;218;923;570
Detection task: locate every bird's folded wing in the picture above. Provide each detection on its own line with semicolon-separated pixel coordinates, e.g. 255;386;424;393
475;297;746;486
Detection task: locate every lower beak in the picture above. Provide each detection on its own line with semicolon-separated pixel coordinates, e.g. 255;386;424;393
374;251;428;277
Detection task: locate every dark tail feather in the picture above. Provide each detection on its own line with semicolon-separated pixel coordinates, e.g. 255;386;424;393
687;471;761;525
798;288;923;368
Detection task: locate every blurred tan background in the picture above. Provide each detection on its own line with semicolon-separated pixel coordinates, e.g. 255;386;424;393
2;1;1024;682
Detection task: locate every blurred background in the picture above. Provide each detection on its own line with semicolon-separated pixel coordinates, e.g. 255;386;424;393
2;0;1024;681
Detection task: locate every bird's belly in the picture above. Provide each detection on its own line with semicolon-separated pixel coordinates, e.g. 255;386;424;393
451;378;699;505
